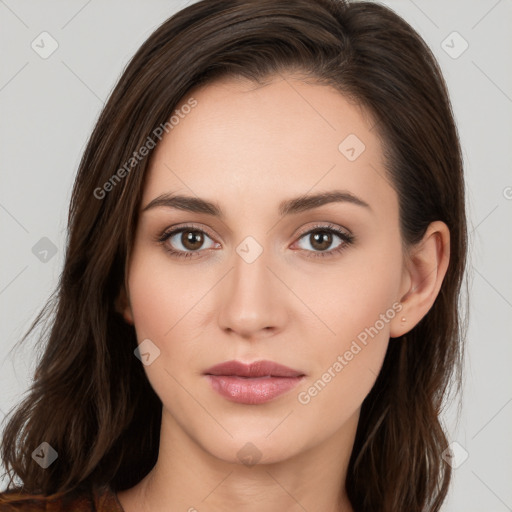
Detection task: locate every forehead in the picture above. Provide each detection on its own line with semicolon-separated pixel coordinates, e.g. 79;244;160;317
142;75;396;218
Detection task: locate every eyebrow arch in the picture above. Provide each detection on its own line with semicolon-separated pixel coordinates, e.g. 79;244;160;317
141;190;371;217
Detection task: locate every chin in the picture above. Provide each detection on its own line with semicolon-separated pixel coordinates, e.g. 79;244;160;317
198;431;303;467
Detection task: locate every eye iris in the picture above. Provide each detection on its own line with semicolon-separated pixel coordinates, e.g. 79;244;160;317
311;231;332;251
182;230;204;250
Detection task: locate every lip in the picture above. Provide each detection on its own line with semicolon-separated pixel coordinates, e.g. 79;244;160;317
203;360;305;405
204;360;304;378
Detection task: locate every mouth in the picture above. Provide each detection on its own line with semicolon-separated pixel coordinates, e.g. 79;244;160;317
203;360;305;405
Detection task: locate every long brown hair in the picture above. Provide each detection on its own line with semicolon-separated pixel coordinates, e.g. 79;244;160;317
1;0;467;510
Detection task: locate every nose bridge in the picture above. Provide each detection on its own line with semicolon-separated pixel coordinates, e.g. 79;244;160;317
231;234;273;307
217;233;285;335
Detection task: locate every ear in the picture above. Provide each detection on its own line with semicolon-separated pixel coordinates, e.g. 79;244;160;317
390;221;450;338
115;284;134;325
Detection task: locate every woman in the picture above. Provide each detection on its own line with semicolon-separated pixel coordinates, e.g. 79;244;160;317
0;0;467;510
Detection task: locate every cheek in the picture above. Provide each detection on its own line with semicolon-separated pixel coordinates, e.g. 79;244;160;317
127;249;202;339
294;242;402;411
294;296;396;439
126;249;214;392
301;243;402;346
126;251;206;406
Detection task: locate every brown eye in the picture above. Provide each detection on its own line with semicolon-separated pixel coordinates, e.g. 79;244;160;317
297;229;342;253
161;227;217;257
181;230;204;251
294;224;355;258
309;231;334;251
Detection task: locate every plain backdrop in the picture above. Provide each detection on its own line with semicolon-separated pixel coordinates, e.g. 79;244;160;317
1;1;511;510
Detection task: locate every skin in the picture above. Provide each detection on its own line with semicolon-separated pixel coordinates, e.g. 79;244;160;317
116;73;450;512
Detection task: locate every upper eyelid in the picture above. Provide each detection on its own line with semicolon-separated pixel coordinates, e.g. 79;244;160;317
297;223;350;237
161;223;217;242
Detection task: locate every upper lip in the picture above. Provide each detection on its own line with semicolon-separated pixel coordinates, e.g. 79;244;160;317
203;360;305;378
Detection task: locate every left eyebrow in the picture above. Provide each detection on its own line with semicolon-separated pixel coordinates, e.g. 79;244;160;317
141;189;371;217
278;190;371;216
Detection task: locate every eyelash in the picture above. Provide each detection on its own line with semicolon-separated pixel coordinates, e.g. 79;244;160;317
156;223;355;260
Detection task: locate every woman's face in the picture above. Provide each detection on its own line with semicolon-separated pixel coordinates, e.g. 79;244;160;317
122;74;408;465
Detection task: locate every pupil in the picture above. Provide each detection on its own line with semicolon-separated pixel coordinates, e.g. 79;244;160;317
183;231;203;250
312;231;331;251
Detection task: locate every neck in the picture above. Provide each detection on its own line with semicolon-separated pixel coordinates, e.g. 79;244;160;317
118;407;358;512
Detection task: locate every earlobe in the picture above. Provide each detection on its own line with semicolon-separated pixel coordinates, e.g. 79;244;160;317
389;302;407;339
390;221;450;338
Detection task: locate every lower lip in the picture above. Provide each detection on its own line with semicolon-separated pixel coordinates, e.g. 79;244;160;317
205;375;304;404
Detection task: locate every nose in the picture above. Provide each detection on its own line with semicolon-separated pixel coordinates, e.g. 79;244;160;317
217;240;287;339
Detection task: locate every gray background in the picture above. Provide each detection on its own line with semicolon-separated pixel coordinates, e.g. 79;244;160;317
1;0;511;510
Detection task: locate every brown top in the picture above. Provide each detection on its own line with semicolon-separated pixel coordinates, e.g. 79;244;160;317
0;484;124;511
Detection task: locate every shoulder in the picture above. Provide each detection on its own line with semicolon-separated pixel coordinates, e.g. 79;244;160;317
0;484;124;511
